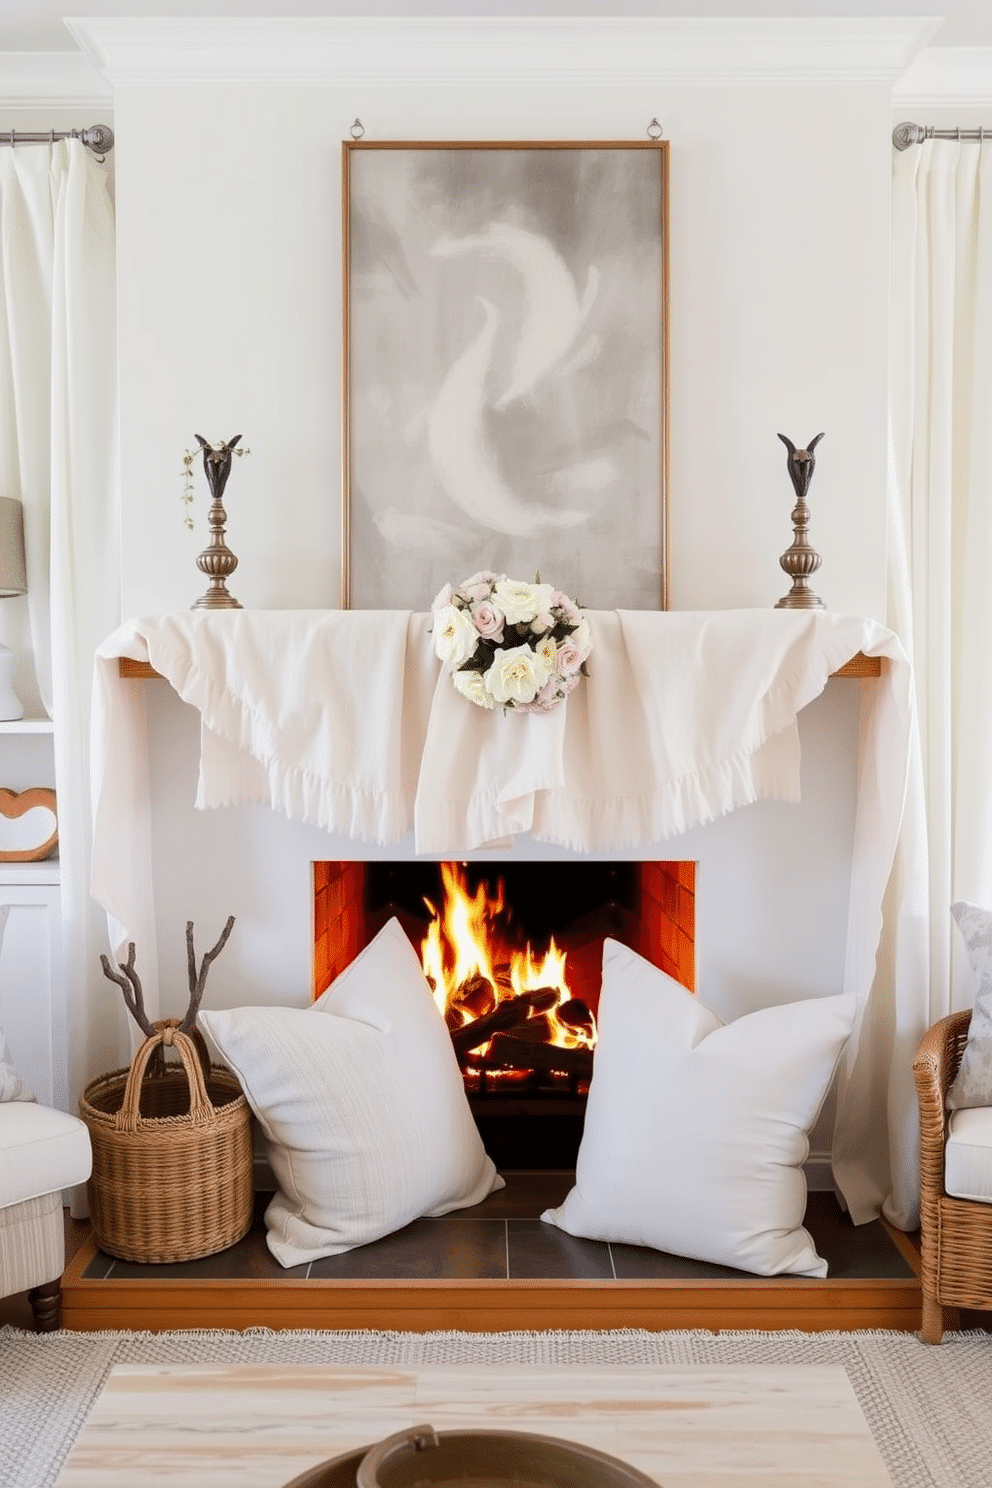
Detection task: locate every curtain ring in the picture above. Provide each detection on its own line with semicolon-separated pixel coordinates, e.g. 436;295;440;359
647;118;663;141
350;118;365;140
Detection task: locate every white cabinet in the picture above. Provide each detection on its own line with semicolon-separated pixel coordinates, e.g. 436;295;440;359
0;718;64;1108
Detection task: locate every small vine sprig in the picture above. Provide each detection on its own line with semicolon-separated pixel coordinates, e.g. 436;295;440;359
180;440;251;531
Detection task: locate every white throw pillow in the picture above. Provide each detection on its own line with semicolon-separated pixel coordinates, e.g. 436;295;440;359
0;1027;35;1103
200;918;502;1267
542;940;857;1277
947;901;992;1111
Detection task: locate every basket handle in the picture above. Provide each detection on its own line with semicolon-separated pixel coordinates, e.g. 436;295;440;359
115;1024;214;1133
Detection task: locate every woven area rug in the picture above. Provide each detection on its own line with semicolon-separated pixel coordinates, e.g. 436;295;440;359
2;1326;990;1488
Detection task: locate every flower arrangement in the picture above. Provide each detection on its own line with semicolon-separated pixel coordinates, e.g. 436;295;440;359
431;573;592;712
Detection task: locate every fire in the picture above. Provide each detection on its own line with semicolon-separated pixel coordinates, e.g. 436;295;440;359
421;862;596;1052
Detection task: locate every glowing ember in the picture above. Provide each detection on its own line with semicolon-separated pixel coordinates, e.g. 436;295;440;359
420;862;596;1052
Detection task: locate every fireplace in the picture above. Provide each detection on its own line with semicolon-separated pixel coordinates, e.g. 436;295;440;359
313;859;695;1167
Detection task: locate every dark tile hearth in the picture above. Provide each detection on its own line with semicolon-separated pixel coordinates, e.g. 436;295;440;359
81;1173;916;1286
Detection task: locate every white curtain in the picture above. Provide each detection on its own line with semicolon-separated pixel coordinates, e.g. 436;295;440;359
0;140;122;1133
889;140;992;1026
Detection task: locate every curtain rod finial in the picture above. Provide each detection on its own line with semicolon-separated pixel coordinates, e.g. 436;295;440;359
893;122;927;151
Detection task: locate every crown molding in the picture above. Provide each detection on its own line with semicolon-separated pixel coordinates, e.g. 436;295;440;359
65;16;940;89
0;51;111;106
893;47;992;106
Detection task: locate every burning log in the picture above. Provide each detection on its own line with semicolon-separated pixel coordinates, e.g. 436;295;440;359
470;1033;595;1080
456;973;497;1020
449;986;560;1056
555;997;595;1036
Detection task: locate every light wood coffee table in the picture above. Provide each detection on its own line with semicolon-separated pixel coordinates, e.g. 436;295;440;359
54;1362;892;1486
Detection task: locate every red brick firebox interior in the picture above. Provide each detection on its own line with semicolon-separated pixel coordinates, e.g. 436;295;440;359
313;860;695;1003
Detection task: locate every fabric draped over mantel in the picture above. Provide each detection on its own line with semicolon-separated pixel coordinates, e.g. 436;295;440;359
92;607;926;1231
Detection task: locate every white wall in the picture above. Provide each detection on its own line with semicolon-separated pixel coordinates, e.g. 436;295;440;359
113;80;892;620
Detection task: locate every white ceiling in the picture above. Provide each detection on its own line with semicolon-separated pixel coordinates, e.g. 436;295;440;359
3;3;992;56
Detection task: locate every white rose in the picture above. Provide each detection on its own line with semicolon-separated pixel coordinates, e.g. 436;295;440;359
452;669;496;710
492;578;556;626
433;604;479;669
431;582;453;613
535;635;558;671
484;643;551;706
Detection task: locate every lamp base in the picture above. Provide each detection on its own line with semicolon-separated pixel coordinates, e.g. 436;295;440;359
0;644;24;721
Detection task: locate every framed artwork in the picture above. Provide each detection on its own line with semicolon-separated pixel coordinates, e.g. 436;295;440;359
341;140;668;611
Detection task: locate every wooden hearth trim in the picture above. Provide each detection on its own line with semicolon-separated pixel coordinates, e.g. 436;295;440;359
61;1232;921;1334
119;653;883;681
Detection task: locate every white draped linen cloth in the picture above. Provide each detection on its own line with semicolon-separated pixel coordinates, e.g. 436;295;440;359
92;606;924;1227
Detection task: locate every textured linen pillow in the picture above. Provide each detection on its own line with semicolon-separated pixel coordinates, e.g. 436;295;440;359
541;940;857;1277
947;900;992;1110
200;918;502;1267
0;1027;35;1102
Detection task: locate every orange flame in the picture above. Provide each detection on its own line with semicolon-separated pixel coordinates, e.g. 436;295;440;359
421;862;595;1051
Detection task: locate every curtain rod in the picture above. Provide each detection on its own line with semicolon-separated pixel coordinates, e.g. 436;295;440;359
0;125;114;156
894;121;992;151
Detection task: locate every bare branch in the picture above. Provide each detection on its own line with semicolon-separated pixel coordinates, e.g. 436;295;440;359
100;943;156;1037
181;915;236;1032
186;920;197;1000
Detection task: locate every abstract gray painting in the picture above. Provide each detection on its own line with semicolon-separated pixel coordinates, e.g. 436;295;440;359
343;142;668;611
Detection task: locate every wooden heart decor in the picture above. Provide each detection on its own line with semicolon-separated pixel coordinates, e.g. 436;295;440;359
0;787;59;863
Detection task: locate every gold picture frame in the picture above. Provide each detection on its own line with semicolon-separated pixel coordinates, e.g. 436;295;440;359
342;139;669;611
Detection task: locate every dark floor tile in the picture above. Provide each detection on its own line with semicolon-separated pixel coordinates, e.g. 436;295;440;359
81;1250;116;1280
77;1182;920;1287
309;1217;508;1280
455;1170;576;1219
508;1219;615;1280
94;1217;308;1281
803;1190;916;1279
609;1240;756;1281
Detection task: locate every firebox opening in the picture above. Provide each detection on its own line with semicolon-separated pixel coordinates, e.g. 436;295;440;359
313;859;695;1168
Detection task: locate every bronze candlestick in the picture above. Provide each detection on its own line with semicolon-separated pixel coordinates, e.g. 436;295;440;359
192;434;242;610
775;431;825;610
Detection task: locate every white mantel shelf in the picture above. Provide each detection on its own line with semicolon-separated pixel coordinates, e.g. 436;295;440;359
118;653;883;682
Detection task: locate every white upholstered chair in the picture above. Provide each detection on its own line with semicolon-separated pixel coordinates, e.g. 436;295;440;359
0;1098;92;1330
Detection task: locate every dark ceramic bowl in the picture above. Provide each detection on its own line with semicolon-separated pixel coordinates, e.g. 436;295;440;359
282;1423;661;1488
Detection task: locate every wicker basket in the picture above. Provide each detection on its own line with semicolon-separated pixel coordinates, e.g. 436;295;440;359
79;1020;254;1264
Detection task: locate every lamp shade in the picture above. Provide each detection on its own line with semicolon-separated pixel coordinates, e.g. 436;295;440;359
0;498;27;598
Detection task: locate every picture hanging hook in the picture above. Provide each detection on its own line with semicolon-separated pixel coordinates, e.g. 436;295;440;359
350;118;365;140
647;118;663;141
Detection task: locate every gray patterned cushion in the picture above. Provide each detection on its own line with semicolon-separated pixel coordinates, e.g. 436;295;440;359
947;901;992;1111
0;1028;35;1103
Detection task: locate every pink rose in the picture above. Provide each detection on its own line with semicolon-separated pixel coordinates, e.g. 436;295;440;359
530;612;555;634
462;570;500;588
552;592;581;626
472;601;505;640
556;639;586;675
461;581;494;604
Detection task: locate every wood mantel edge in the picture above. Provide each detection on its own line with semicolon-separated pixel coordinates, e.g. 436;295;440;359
118;653;884;682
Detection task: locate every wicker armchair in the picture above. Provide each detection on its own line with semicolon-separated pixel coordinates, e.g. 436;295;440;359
913;1009;992;1343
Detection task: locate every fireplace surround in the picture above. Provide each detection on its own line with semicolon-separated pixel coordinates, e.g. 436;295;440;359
313;859;695;1166
97;609;918;1229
